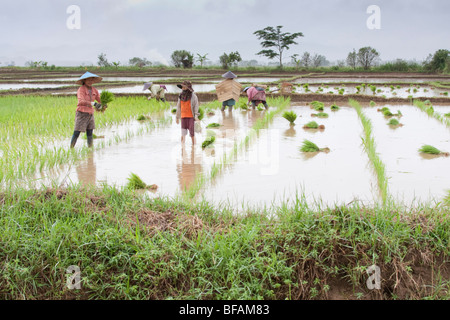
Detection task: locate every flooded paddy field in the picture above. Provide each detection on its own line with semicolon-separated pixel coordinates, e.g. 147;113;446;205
13;99;449;211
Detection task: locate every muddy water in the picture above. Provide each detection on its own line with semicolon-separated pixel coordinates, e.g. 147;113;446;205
35;109;266;197
294;78;432;84
198;105;379;209
365;105;450;204
0;83;68;90
293;85;447;98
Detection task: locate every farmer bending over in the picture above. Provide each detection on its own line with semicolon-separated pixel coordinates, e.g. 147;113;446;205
243;84;269;110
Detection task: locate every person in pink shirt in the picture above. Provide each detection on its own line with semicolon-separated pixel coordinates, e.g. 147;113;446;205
70;72;105;148
243;85;269;110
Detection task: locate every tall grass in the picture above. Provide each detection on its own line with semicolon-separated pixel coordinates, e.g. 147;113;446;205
0;185;449;300
349;99;389;203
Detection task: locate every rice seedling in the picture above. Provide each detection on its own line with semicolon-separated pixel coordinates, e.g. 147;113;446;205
198;107;205;121
239;102;248;110
202;136;216;149
370;85;377;95
282;111;297;125
349;99;389;203
330;104;340;111
397;85;401;89
300;139;319;152
206;123;221;128
387;118;403;127
338;89;345;95
312;112;329;118
100;90;114;105
303;121;319;129
370;101;376;107
445;113;450;117
426;106;434;116
126;173;158;190
355;85;361;93
382;109;394;117
171;108;177;113
418;145;449;156
424;100;432;106
310;101;324;111
137;115;146;121
443;92;449;96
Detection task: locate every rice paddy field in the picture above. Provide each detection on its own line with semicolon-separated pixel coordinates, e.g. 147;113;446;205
1;69;450;300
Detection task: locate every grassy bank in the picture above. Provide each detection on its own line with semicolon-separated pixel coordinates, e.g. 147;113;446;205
0;185;449;300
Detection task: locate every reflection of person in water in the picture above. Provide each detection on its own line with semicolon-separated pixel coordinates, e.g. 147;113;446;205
75;153;96;186
177;144;202;192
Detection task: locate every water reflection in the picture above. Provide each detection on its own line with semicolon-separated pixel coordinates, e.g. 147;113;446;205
177;144;203;192
75;153;97;186
283;126;296;138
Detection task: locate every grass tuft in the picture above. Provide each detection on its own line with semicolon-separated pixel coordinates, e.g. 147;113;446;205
300;139;320;152
282;111;297;124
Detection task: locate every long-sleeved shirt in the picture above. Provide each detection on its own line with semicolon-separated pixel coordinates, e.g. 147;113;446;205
76;85;101;114
176;93;199;120
246;86;266;102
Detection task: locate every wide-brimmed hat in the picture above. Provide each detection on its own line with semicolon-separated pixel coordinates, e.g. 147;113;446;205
142;82;153;91
222;71;237;79
177;80;194;92
243;86;250;92
76;72;102;85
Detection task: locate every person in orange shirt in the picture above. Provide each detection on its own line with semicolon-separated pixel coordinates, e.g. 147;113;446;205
70;72;106;148
175;80;199;145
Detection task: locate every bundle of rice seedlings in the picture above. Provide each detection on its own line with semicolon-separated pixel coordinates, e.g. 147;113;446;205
202;136;216;149
239;102;248;110
338;89;345;95
171;108;177;114
137;115;146;121
382;109;394;117
126;173;158;190
426;106;434;115
355;85;361;93
300;139;320;152
310;101;324;110
282;111;297;125
303;121;319;129
206;123;220;128
315;112;329;118
387;118;401;126
370;101;376;107
444;113;450;117
100;90;114;105
418;145;442;155
370;85;377;94
330;104;340;111
198;107;205;120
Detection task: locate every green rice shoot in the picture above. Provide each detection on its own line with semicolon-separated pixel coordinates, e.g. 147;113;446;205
300;139;320;152
126;173;148;190
303;121;319;129
202;136;216;149
282;111;297;124
418;145;441;155
100;90;114;105
388;118;400;126
206;123;221;128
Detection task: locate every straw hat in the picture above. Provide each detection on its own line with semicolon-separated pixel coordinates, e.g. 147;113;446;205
142;82;153;91
222;71;237;79
177;80;194;92
76;72;103;85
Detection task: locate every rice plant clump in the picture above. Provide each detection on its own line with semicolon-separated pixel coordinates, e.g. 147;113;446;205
303;121;319;129
206;123;221;128
198;107;205;120
418;145;441;155
300;139;320;152
202;136;216;149
330;104;340;111
312;112;329;118
310;101;324;111
388;118;400;126
171;108;177;114
100;90;114;105
370;101;376;107
382;109;394;117
444;113;450;117
126;173;157;190
282;111;297;125
137;115;146;121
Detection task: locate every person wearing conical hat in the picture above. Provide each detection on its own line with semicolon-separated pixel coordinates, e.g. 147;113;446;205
143;82;167;102
70;72;105;149
215;71;242;112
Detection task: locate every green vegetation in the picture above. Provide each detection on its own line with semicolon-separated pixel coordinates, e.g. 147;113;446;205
330;104;340;111
127;173;148;189
100;90;114;105
310;101;324;111
206;123;221;128
202;135;216;149
282;111;298;125
303;121;319;129
350;99;389;203
387;118;400;126
414;101;450;128
418;145;449;156
370;101;376;107
0;186;449;299
312;112;329;118
300;139;320;152
0;96;171;186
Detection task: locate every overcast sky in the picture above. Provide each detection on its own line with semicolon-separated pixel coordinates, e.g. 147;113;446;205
0;0;448;66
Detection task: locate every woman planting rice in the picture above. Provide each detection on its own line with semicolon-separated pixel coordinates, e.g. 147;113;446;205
175;80;200;145
70;72;106;148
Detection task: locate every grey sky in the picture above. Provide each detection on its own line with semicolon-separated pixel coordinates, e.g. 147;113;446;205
0;0;448;66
